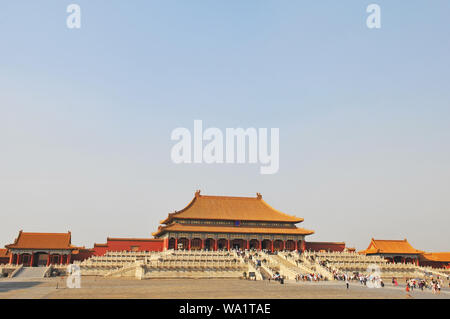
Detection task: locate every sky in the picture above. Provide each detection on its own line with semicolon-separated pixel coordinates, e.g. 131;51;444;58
0;1;449;251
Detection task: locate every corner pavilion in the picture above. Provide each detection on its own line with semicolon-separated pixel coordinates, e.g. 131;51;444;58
153;191;314;252
359;238;423;265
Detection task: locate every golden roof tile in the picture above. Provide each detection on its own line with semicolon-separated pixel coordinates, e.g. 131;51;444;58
5;231;76;250
161;191;304;224
359;238;423;255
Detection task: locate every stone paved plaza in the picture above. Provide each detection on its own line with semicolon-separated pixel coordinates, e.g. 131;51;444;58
0;277;449;299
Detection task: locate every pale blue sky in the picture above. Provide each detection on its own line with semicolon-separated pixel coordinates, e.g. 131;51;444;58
0;1;449;251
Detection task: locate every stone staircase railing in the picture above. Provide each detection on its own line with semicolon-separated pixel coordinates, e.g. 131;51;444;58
258;251;276;277
418;266;448;278
260;263;275;278
271;254;309;280
278;252;316;275
10;264;23;278
301;255;334;280
258;251;296;280
103;262;140;278
43;266;52;278
233;251;263;280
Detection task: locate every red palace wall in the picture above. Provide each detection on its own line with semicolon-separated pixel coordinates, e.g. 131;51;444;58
92;244;109;256
92;238;166;256
71;249;95;262
305;241;346;252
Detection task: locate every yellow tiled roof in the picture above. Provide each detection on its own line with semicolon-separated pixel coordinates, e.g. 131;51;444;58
161;191;304;224
420;252;450;262
0;249;10;258
5;231;77;250
359;238;423;255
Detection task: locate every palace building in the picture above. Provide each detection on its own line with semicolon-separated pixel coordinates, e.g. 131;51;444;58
359;238;423;265
2;191;448;270
152;191;314;252
419;252;450;269
5;231;79;266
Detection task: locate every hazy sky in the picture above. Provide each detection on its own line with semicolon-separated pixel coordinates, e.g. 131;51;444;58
1;1;449;252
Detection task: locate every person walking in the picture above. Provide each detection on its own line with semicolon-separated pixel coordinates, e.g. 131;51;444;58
345;273;349;290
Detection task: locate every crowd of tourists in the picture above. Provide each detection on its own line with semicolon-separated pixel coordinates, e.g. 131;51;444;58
295;273;325;282
404;277;444;294
330;270;384;287
270;272;285;283
235;248;449;294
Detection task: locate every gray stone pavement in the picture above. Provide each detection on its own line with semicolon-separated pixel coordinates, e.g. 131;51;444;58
0;277;448;299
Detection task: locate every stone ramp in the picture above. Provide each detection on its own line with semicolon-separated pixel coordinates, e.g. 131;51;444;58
259;267;271;280
12;267;48;279
271;254;311;279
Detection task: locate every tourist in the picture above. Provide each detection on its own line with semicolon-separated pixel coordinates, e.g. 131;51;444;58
345;273;349;289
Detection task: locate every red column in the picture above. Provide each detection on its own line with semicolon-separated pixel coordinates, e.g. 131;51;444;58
47;254;51;266
30;253;35;267
246;240;249;250
175;238;178;250
60;255;63;265
9;253;13;264
16;254;20;265
66;254;71;265
213;240;217;251
271;241;274;253
187;239;191;250
302;240;306;252
227;240;230;250
294;241;298;251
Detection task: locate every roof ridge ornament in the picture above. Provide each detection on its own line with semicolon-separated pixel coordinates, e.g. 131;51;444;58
195;190;201;198
256;192;262;199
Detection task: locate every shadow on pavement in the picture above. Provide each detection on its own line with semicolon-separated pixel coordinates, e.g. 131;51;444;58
0;281;43;293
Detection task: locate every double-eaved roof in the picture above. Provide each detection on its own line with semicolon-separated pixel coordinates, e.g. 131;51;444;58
154;191;314;237
5;231;77;250
160;191;304;224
